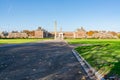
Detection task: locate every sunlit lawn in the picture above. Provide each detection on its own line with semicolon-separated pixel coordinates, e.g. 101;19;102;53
0;38;51;44
66;39;120;76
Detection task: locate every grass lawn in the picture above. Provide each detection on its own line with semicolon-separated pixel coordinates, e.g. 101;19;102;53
0;38;51;45
66;39;120;77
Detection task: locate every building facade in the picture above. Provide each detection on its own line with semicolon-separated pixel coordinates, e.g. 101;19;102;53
8;32;28;38
0;27;119;39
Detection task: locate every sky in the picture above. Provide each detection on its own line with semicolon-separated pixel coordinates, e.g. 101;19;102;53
0;0;120;32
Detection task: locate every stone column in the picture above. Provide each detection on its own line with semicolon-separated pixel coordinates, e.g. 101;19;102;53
54;21;57;40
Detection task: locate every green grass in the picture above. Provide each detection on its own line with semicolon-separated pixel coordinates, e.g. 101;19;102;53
67;39;120;45
66;39;120;77
0;38;51;44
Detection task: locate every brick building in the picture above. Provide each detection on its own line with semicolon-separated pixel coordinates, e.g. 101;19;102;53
51;27;87;39
35;30;44;38
73;27;87;38
0;27;119;39
63;32;74;38
34;27;49;38
8;32;28;38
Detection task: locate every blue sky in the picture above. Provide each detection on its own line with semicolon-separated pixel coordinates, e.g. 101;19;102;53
0;0;120;32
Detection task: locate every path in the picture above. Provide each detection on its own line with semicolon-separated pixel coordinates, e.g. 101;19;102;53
0;41;89;80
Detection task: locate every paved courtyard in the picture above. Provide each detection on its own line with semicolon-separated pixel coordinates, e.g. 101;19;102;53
0;41;88;80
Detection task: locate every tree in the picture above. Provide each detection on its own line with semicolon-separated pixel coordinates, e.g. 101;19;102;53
23;30;35;36
37;27;42;30
2;31;8;37
12;31;18;33
117;34;120;38
87;31;95;36
109;31;117;36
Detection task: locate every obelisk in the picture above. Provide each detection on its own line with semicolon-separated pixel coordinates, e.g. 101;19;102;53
54;21;57;40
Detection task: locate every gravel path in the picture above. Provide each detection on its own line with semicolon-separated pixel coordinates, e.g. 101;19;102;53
0;41;89;80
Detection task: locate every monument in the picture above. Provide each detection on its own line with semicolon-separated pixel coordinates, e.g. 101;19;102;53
54;21;57;40
54;21;64;40
58;27;64;40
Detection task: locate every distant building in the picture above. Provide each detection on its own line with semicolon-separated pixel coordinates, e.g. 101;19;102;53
73;27;87;38
53;27;87;39
92;31;118;39
35;30;44;38
34;27;49;38
0;26;119;39
0;33;4;38
63;32;74;38
8;32;28;38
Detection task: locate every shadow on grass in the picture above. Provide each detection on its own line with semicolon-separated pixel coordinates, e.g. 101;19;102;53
75;44;120;79
104;60;120;79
